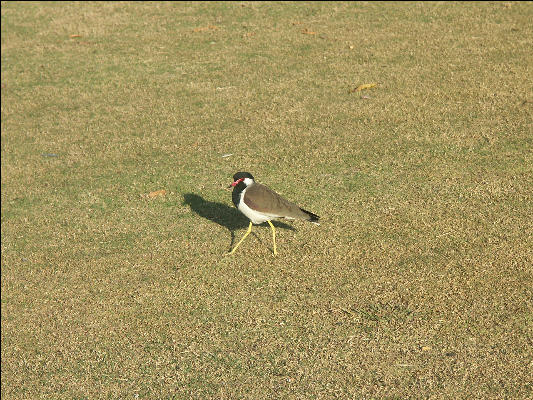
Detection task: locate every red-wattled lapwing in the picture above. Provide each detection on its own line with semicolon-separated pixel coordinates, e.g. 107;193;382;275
228;172;319;255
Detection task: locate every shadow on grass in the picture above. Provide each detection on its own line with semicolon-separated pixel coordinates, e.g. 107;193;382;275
183;193;295;252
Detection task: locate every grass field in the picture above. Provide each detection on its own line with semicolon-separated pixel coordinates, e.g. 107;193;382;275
2;2;532;398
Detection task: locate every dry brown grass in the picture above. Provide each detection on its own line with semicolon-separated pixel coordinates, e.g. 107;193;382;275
2;2;532;398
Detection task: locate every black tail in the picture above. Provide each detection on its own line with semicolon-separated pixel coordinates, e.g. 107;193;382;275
300;208;320;224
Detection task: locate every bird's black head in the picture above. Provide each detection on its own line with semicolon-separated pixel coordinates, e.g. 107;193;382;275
232;172;254;182
229;171;254;189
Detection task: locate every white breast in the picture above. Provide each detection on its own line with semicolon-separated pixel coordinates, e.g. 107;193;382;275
237;187;280;224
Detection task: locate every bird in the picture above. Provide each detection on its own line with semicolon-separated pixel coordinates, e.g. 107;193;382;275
228;172;319;255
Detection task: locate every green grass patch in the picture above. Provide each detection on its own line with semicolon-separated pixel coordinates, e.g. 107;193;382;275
2;2;532;399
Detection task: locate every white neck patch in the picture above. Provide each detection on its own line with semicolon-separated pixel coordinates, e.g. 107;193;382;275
243;177;254;186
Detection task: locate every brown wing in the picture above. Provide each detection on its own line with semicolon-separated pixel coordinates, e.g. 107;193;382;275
244;183;310;220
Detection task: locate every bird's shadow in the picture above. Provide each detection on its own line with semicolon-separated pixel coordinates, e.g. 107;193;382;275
183;193;295;252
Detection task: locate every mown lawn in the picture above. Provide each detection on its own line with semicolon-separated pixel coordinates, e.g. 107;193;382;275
2;2;532;398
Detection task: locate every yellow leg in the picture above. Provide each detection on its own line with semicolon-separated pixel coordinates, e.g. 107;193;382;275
267;220;277;255
228;222;253;255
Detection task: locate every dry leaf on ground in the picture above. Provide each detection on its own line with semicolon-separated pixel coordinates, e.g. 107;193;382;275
148;190;167;198
349;83;378;93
